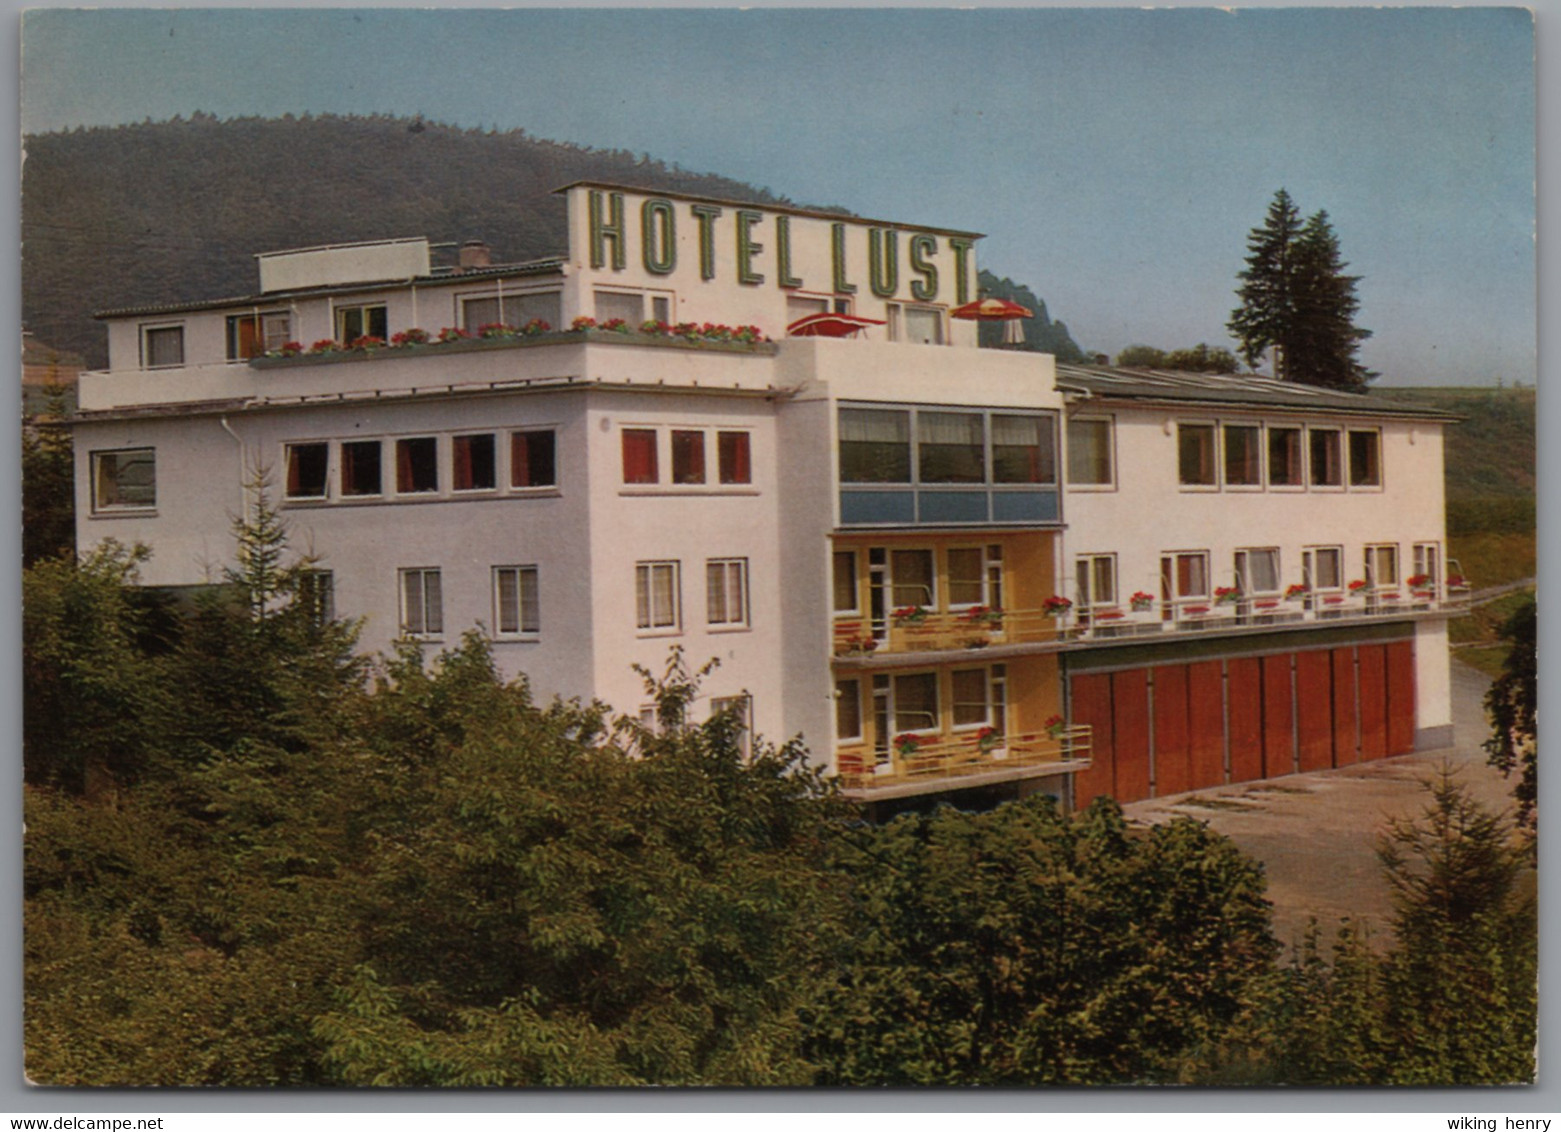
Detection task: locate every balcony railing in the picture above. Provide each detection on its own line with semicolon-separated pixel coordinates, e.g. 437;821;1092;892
836;725;1092;793
1066;582;1472;643
833;607;1070;658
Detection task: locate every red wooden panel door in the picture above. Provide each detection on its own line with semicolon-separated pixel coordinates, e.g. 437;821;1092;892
1331;647;1359;767
1358;643;1388;760
1112;668;1153;803
1295;650;1334;773
1385;640;1417;755
1070;673;1115;808
1227;657;1264;783
1187;660;1226;790
1152;665;1191;797
1261;654;1296;780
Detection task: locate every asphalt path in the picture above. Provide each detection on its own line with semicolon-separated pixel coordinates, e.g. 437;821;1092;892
1122;660;1514;950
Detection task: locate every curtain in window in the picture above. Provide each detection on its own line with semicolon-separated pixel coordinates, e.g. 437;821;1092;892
947;548;985;605
623;430;658;484
672;431;705;484
454;436;475;490
919;412;984;483
519;567;540;632
993;415;1054;484
397;441;415;493
835;679;862;740
839;409;911;483
286;447;303;496
1066;419;1111;484
893;673;939;733
718;432;751;484
497;569;520;633
891;550;934;608
951;669;988;726
833;551;857;611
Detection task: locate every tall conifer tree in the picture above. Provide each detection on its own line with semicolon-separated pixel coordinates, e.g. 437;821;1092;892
1229;190;1374;390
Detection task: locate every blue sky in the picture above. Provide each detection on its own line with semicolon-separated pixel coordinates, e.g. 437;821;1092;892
20;7;1537;386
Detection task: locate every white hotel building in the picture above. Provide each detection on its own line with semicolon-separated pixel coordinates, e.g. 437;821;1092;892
73;184;1464;816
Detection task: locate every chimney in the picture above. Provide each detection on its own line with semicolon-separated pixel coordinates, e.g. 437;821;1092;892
458;239;492;272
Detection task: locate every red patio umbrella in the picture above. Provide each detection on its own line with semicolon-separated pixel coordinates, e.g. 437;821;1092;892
786;311;888;338
950;296;1033;345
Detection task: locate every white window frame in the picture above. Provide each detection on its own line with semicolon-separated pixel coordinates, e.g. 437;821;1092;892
710;694;753;760
1365;543;1401;589
298;569;335;626
706;558;750;630
334;302;388;344
950;667;996;732
1065;415;1117;491
1412;542;1443;591
492;565;540;638
1266;423;1307;491
1075;553;1118;608
393;435;441;496
889;548;938;610
140;323;185;370
283;441;331;501
460;288;564;333
90;447;157;512
946;545;1000;610
339;438;384;499
1347;427;1384;490
889;670;941;737
452;433;499;495
1221;421;1265;491
226;310;293;361
399;567;443;638
635;560;681;634
1234;547;1282;596
1304;545;1345;593
1308;426;1345;491
508;427;559;491
1176;421;1220;491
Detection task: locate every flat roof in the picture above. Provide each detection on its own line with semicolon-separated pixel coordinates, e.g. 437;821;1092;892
554;180;987;241
1055;363;1459;421
93;258;566;320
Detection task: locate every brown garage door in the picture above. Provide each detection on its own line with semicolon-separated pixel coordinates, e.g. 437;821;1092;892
1386;640;1416;755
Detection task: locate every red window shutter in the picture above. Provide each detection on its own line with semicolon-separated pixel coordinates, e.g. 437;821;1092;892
623;429;658;484
719;432;751;484
238;317;260;359
454;437;474;490
286;448;302;496
511;433;531;487
397;440;414;492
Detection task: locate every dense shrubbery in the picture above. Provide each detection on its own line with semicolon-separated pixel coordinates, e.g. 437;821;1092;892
23;503;1537;1085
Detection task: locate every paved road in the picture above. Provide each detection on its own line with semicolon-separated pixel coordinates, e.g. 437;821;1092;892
1122;661;1513;949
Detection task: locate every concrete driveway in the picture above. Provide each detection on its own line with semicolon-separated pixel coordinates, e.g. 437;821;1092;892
1122;660;1516;949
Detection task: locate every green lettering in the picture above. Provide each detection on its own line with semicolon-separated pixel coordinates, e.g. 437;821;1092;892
691;204;723;281
869;228;899;298
909;233;940;301
831;223;857;294
775;215;803;288
736;209;765;286
949;237;975;305
589;190;626;271
641;198;676;275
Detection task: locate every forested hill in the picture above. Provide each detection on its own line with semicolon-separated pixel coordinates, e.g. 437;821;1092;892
21;114;816;368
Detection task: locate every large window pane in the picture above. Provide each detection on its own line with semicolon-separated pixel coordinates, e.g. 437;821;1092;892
893;673;939;733
285;443;328;499
947;548;985;606
835;679;862;741
1178;425;1217;486
622;429;658;484
511;430;556;488
1269;427;1303;486
952;669;989;727
1067;418;1113;485
839;408;911;483
93;449;156;509
1349;430;1381;487
672;430;706;485
993;415;1056;484
891;549;935;608
833;551;858;612
1224;425;1261;486
1310;429;1342;486
919;411;984;483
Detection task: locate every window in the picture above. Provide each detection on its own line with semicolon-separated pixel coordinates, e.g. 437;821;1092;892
1235;548;1281;595
890;549;935;609
1223;424;1262;486
1178;424;1217;486
706;558;748;628
1161;552;1210;612
672;430;706;485
1310;428;1343;487
1067;417;1114;486
947;548;987;607
510;430;556;488
341;440;383;497
141;325;184;369
622;429;659;484
893;672;939;734
336;303;388;344
284;442;329;500
453;434;496;492
399;568;443;637
718;431;751;485
91;448;156;510
493;565;540;636
952;668;994;728
227;312;292;360
462;291;562;333
787;296;829;328
710;695;753;760
833;551;858;613
902;306;944;345
919;411;984;483
1349;429;1382;487
839;408;911;483
635;561;680;631
396;437;439;494
1268;426;1303;487
1412;543;1442;589
1305;546;1343;591
1366;544;1400;588
992;415;1056;484
595;290;644;325
1075;554;1117;607
298;570;334;626
835;678;863;742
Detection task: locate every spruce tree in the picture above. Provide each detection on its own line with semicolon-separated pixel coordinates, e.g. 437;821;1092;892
1228;190;1374;390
